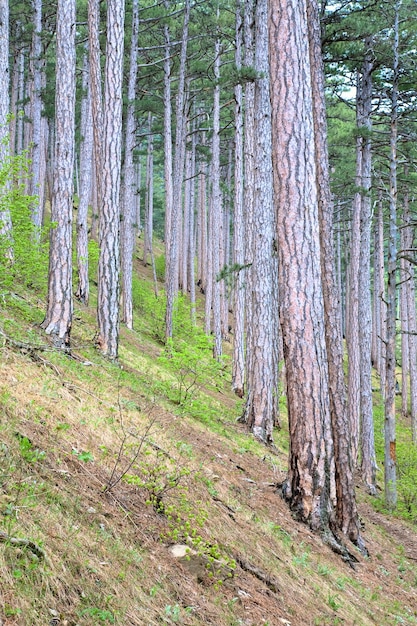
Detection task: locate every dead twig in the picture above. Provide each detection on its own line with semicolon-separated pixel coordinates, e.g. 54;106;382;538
0;530;45;560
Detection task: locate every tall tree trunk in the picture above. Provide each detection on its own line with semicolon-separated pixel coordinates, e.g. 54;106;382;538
211;33;223;360
144;113;154;268
9;47;20;157
163;0;173;266
358;38;376;494
376;188;387;394
42;0;76;348
16;49;25;157
270;0;337;535
97;0;125;358
88;0;103;248
0;0;13;253
384;1;400;510
243;0;255;401
75;49;93;305
120;0;139;329
181;119;192;296
400;209;409;417
204;174;213;336
307;0;363;546
241;0;276;442
347;73;363;467
197;128;207;294
165;0;190;341
402;171;417;442
187;129;196;323
30;0;44;232
372;190;384;380
231;0;245;398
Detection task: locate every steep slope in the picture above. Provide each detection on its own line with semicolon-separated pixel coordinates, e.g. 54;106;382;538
0;267;417;626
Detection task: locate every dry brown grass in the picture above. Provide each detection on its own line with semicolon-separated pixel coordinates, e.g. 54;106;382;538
0;275;417;626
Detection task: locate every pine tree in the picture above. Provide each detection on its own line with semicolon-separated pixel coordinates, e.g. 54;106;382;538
42;0;76;348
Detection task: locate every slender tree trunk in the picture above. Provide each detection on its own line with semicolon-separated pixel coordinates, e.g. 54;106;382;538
90;155;99;241
347;74;363;467
88;0;103;247
75;50;93;305
358;38;376;494
144;113;154;268
204;176;213;336
307;0;363;545
16;49;25;157
400;213;409;417
181;120;192;295
163;0;173;265
0;0;13;252
241;0;275;442
135;160;142;236
402;171;417;442
372;193;382;377
376;188;387;394
211;33;223;360
30;0;44;232
97;0;125;358
165;0;190;341
384;1;400;510
231;1;245;398
120;0;139;329
197;129;207;295
9;48;20;157
243;0;255;400
188;130;196;323
42;0;76;348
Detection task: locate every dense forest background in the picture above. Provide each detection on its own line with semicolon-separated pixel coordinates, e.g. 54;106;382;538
1;1;417;623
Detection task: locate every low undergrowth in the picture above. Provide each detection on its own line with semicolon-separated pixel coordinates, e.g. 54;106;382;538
0;201;417;624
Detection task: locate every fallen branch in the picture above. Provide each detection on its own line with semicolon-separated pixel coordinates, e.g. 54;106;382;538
0;328;62;375
0;530;45;560
0;328;49;353
235;554;280;593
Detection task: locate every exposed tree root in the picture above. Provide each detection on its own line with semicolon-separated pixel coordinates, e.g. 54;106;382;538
321;530;362;569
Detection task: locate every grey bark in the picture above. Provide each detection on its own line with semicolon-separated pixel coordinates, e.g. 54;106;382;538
97;0;125;358
0;0;13;251
165;0;190;340
29;0;44;231
75;50;93;305
307;0;363;545
241;0;276;442
120;0;139;329
232;2;245;398
42;0;76;348
384;1;400;510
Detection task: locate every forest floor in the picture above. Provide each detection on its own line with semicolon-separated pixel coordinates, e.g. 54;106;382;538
0;253;417;626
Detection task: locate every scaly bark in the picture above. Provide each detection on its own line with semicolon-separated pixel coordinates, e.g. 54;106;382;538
241;0;276;442
231;0;245;398
75;49;93;305
270;0;337;532
120;0;139;329
307;0;363;546
97;0;125;358
42;0;76;348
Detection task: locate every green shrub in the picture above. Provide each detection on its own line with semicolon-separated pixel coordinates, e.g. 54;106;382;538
155;254;165;281
0;153;48;295
396;442;417;520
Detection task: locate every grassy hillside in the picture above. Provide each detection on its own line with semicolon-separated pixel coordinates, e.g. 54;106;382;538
1;256;417;626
